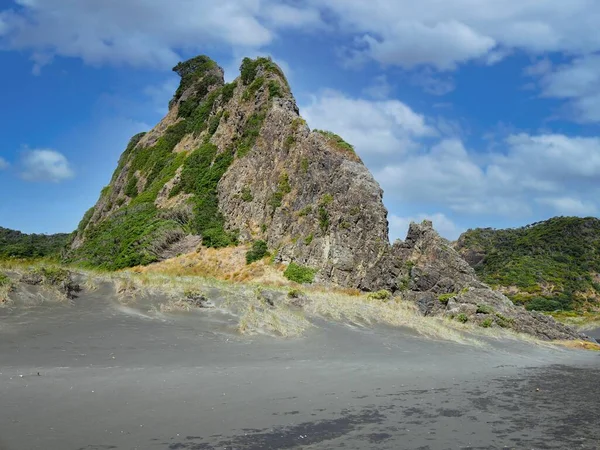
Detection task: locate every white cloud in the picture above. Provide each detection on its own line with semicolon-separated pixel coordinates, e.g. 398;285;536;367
301;90;436;164
390;213;461;241
20;149;74;182
0;156;8;170
532;55;600;122
5;0;600;75
308;0;600;70
410;68;455;95
0;0;273;69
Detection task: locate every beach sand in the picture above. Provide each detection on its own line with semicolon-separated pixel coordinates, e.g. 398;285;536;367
1;282;598;449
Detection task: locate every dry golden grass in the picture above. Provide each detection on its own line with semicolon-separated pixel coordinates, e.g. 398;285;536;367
554;340;600;351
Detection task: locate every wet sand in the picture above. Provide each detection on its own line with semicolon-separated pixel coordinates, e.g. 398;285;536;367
1;283;599;449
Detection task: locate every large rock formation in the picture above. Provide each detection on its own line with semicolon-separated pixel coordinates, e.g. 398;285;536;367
382;221;589;341
66;55;589;341
68;55;390;287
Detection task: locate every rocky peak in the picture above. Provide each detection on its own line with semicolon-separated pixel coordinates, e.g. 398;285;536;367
67;55;390;286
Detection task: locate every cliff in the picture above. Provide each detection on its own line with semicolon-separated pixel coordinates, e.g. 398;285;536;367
67;56;390;287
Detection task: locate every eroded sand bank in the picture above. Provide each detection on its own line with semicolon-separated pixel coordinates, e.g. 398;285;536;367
0;282;598;450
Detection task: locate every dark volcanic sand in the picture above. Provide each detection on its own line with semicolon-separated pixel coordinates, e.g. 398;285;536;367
1;283;599;450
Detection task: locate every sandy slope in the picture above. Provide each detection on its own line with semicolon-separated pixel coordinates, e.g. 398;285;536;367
0;283;598;450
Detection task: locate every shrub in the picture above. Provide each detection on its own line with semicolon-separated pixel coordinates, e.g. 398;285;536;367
284;263;316;284
314;129;356;155
236;112;265;158
124;175;139;198
304;234;313;245
268;80;283;98
283;135;295;151
476;304;494;314
495;313;514;328
298;206;312;217
301;158;309;173
456;313;469;323
241;187;253;202
246;240;269;264
0;272;11;287
318;206;330;232
438;293;457;304
367;290;392;300
481;318;493;328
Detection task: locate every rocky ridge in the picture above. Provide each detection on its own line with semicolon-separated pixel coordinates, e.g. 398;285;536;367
67;55;589;341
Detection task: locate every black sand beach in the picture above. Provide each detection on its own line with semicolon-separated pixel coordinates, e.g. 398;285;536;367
1;284;599;450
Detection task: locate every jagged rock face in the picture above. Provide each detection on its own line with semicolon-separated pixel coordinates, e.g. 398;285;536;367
390;221;589;341
68;55;390;286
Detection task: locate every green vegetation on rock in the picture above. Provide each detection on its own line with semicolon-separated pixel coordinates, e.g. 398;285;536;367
458;217;600;311
314;130;356;156
284;263;316;284
246;240;269;264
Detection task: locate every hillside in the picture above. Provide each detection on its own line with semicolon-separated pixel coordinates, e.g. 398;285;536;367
0;226;70;259
456;217;600;312
67;55;390;288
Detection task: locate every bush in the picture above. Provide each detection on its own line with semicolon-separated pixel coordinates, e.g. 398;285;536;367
241;187;253;202
246;240;269;264
124;175;139;198
284;263;316;284
367;290;392;300
438;293;457;304
476;304;494;314
0;272;11;287
456;313;469;323
481;318;493;328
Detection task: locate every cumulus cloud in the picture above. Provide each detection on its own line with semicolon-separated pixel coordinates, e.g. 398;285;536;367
301;90;436;164
20;149;74;182
0;0;273;69
390;213;461;241
531;55;600;123
0;156;8;170
4;0;600;75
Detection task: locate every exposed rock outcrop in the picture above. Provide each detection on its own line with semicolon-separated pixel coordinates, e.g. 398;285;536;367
386;221;589;341
68;55;389;285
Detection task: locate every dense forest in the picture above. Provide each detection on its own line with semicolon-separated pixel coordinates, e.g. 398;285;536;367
0;227;70;259
456;217;600;311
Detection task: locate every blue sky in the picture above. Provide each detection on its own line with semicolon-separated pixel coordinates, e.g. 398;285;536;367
1;0;600;240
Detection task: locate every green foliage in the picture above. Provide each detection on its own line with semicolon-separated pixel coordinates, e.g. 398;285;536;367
476;304;495;314
208;111;223;135
236;112;265;158
246;240;269;264
77;207;95;234
304;234;313;245
340;221;351;230
221;82;237;103
288;288;304;298
481;318;493;328
240;57;288;86
283;135;295;151
243;76;265;101
300;158;309;173
367;290;392;300
320;193;334;205
456;313;469;323
171;143;236;248
67;203;180;269
495;313;514;328
241;187;253;202
270;191;284;211
459;217;600;311
298;206;312;217
268;80;283;98
284;263;316;284
111;132;146;182
260;224;268;233
278;173;291;194
318;206;330;233
314;129;356;155
438;293;457;304
171;55;218;106
0;227;69;260
0;272;12;286
124;175;138;198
